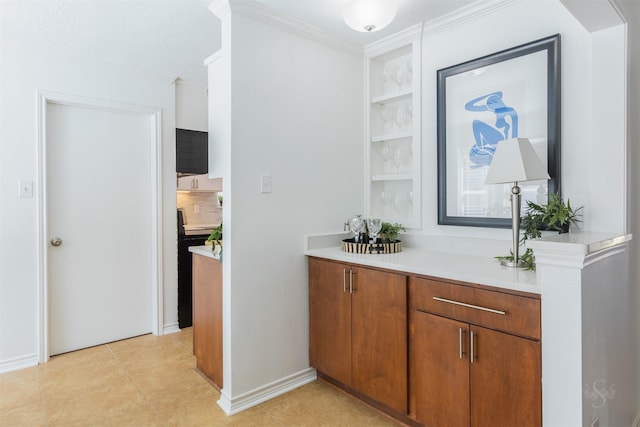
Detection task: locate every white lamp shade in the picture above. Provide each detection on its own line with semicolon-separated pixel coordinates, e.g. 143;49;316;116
342;0;398;32
484;138;550;185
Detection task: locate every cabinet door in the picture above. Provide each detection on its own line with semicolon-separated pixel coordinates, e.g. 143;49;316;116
351;266;407;413
192;254;223;388
196;175;222;191
177;175;195;191
176;128;207;174
470;325;541;427
413;310;470;427
309;258;351;385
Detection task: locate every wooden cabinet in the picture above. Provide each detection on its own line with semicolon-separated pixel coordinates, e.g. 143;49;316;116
409;277;541;427
309;258;351;385
192;253;223;388
309;257;407;414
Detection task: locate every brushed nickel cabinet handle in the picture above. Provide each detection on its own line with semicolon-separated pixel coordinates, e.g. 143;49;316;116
343;269;347;293
432;296;506;316
349;269;353;294
470;330;475;364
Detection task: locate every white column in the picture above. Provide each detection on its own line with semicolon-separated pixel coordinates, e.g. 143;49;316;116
528;232;633;427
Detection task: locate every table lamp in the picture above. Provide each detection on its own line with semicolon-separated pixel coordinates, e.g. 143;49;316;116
485;138;550;268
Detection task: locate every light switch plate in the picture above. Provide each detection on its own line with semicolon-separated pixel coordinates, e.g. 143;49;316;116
19;180;33;198
260;173;272;193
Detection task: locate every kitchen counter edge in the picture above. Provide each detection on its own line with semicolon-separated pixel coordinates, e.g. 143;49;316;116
304;231;632;296
189;245;221;261
304;235;539;295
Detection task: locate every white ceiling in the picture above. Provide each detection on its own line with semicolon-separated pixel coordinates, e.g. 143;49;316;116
0;0;475;87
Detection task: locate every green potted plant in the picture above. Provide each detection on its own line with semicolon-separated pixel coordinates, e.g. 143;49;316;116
521;193;582;239
379;222;405;243
207;223;223;258
496;193;583;270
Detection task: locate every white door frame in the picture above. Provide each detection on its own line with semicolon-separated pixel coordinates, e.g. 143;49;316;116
36;91;164;363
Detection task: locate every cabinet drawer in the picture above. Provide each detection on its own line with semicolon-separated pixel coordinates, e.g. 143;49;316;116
410;277;540;340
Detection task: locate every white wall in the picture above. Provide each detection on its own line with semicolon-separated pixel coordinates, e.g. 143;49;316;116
214;10;363;399
615;0;640;416
581;249;634;426
0;42;179;369
419;0;626;240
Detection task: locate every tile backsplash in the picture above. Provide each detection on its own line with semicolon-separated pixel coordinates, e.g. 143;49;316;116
177;191;222;225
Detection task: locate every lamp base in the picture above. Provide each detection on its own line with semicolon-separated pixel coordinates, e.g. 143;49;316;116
499;258;528;269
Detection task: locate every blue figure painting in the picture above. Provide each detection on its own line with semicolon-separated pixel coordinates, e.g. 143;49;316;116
465;91;518;167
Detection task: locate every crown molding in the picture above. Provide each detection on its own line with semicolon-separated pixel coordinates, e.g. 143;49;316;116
204;49;223;66
209;0;522;60
214;0;362;58
209;0;231;20
363;0;519;56
421;0;520;38
364;23;423;58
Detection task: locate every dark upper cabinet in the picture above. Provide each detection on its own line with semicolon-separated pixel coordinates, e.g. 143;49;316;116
176;128;208;174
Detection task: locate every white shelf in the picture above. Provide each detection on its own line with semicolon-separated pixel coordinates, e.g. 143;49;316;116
371;132;413;143
371;174;413;182
365;37;421;229
371;90;412;105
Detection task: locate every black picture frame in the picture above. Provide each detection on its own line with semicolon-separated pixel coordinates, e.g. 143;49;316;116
437;34;561;228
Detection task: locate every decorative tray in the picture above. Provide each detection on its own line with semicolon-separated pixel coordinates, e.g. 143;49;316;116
341;238;402;254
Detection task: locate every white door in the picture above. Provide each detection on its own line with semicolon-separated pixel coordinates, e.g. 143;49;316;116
46;102;154;356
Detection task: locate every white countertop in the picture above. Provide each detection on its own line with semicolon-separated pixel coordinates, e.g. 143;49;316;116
526;231;632;254
305;244;539;294
304;231;632;296
304;234;540;294
189;245;221;260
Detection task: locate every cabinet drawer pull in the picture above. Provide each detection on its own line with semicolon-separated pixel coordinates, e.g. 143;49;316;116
470;330;475;363
343;269;347;293
432;296;506;315
349;269;353;294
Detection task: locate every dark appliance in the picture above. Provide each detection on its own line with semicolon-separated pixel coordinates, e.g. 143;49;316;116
177;209;210;328
176;128;208;175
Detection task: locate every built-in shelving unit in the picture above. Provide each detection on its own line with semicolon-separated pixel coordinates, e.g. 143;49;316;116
365;26;422;228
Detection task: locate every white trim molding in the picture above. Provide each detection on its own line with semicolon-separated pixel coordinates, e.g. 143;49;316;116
209;0;362;58
364;23;423;58
421;0;519;38
163;322;181;335
35;90;164;363
217;368;317;415
0;353;39;374
204;49;223;67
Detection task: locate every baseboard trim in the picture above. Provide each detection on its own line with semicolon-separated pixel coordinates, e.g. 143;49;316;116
0;353;39;374
163;322;180;335
217;367;317;415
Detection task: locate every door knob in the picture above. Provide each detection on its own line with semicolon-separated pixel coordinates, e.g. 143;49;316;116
50;237;63;247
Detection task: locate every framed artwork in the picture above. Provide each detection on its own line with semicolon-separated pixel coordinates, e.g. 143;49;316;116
437;34;561;228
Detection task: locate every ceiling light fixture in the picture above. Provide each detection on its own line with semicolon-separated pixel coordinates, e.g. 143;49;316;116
342;0;398;33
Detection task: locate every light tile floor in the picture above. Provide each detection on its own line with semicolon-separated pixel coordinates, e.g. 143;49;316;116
0;328;402;426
